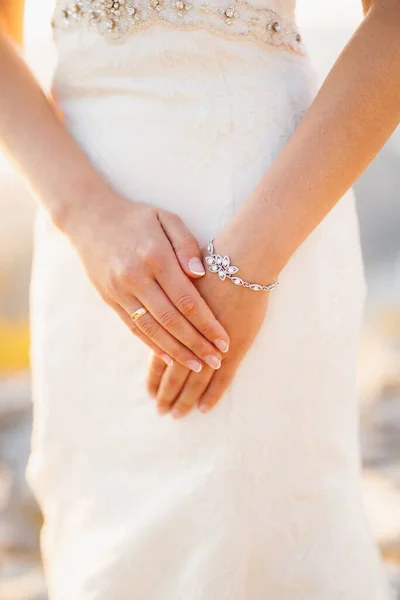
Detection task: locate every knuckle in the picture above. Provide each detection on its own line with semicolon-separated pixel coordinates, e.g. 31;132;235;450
197;322;215;339
104;272;119;297
190;378;207;392
215;369;229;384
110;262;138;291
159;309;180;330
175;232;195;252
128;322;138;334
167;375;183;390
140;242;163;270
189;339;209;357
146;380;158;397
175;293;196;316
152;361;166;376
138;316;159;338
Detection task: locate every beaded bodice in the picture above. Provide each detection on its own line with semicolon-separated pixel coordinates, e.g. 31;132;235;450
52;0;305;55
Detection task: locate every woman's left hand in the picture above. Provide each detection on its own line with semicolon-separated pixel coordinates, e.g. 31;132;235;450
146;238;273;418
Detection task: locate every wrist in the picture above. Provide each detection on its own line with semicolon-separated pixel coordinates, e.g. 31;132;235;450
212;223;284;286
50;176;120;238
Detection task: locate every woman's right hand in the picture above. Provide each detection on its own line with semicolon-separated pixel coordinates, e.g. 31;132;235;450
0;27;228;372
65;193;230;372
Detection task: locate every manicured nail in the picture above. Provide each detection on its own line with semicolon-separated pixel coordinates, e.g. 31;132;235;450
157;405;169;416
214;339;229;353
205;355;221;370
188;257;205;276
161;354;173;366
199;403;209;413
171;408;182;419
186;359;202;373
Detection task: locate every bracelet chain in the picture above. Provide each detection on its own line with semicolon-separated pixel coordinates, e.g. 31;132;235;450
204;237;279;292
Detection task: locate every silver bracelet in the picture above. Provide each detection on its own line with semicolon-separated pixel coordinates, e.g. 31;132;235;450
204;237;279;292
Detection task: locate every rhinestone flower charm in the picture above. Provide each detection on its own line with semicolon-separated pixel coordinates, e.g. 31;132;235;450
205;253;239;281
204;238;279;292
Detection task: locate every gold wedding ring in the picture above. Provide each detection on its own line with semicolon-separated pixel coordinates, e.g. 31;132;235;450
130;307;148;322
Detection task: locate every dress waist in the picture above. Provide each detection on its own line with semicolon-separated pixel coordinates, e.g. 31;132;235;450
52;0;305;55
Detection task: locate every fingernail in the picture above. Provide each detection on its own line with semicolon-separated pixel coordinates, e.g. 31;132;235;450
214;339;229;353
188;257;205;276
186;359;202;373
199;403;209;413
171;408;182;419
161;354;173;366
157;405;169;416
205;355;221;370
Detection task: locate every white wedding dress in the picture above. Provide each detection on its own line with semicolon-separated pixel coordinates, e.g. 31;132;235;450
28;1;390;598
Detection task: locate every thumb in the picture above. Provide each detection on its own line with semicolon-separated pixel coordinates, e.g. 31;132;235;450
159;211;206;279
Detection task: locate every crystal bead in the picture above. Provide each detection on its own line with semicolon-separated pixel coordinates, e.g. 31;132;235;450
227;266;238;274
231;277;243;285
222;255;230;268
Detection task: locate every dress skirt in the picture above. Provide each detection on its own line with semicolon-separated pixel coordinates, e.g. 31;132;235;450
28;25;389;600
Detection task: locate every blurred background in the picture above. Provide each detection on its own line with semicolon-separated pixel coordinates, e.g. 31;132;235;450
0;0;399;598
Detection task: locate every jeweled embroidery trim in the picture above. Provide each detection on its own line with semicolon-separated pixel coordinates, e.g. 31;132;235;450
52;0;306;55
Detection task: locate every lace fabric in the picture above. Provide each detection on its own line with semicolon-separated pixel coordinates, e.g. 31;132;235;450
52;0;306;54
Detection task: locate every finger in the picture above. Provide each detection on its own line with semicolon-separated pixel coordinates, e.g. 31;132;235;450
156;362;191;416
155;258;230;355
113;303;174;367
132;282;224;370
147;353;168;398
198;361;238;414
170;367;214;419
158;210;206;279
121;295;205;372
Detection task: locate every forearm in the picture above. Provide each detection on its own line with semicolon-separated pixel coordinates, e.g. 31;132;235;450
219;2;400;279
0;30;114;231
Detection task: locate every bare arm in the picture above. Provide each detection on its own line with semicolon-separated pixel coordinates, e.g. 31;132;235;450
149;0;400;417
0;9;230;369
0;0;24;45
217;0;400;279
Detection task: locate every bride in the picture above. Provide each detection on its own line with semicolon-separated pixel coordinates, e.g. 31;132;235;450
1;0;398;598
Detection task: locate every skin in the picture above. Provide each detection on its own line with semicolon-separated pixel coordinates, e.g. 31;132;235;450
0;0;23;45
0;3;230;372
148;0;400;417
1;1;399;418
